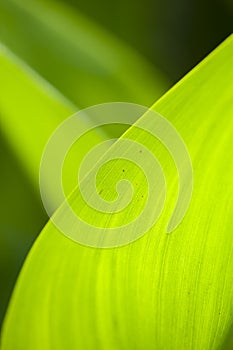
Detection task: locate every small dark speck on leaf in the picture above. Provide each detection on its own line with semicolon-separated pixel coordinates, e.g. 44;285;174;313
99;189;103;195
139;150;142;153
122;169;125;172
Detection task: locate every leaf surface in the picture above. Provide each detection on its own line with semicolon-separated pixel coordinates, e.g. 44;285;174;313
1;36;233;350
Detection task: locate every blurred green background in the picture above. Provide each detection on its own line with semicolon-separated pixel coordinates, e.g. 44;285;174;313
0;0;232;330
65;0;233;81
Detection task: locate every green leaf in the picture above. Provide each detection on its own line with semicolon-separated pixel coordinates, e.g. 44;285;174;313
0;42;74;184
1;36;233;350
0;0;168;108
0;42;104;324
0;43;108;188
0;129;47;324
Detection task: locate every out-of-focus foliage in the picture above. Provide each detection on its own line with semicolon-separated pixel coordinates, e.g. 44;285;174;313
0;0;168;108
0;44;74;324
0;130;47;326
64;0;233;80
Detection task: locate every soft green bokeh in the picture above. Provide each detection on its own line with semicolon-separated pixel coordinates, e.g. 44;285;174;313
0;0;168;108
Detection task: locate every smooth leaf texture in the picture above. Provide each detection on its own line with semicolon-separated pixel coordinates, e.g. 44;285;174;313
0;0;168;108
1;36;233;350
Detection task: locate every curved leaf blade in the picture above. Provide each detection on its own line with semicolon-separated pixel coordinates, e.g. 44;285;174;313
1;36;233;349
